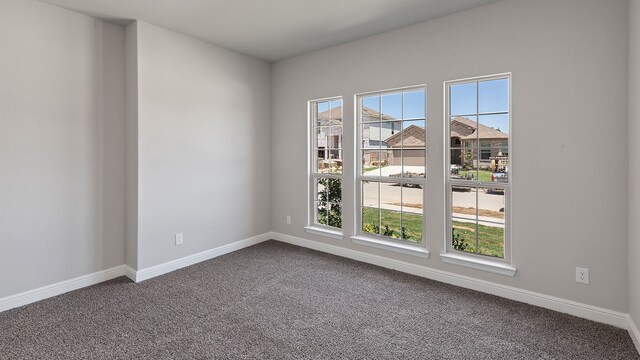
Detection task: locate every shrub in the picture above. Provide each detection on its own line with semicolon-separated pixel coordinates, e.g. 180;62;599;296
452;228;469;251
362;223;379;234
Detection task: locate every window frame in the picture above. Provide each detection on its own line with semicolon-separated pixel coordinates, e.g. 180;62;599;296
354;85;428;248
306;96;344;238
444;73;512;265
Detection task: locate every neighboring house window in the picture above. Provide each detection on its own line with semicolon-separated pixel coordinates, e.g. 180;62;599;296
356;86;426;244
446;74;511;260
310;98;343;229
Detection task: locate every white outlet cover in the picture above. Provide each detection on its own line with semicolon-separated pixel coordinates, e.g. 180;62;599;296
175;233;184;246
576;267;589;284
286;215;291;224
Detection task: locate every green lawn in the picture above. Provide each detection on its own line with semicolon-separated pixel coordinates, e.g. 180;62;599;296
458;170;493;182
452;220;504;258
361;207;504;257
362;207;422;243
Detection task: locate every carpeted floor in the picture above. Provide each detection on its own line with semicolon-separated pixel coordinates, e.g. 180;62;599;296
1;240;638;359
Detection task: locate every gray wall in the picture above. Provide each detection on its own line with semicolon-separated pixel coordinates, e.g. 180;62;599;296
124;21;139;270
271;0;630;312
629;0;640;326
0;0;125;296
134;22;272;269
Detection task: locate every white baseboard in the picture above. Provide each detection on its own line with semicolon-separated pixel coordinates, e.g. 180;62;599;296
124;265;137;282
271;232;630;329
629;315;640;354
0;265;126;313
129;232;272;283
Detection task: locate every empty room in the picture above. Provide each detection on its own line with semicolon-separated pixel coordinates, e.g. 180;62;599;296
1;0;639;358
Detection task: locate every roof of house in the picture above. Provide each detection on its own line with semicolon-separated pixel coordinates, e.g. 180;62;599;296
316;110;507;141
317;106;395;125
383;124;424;146
450;116;508;140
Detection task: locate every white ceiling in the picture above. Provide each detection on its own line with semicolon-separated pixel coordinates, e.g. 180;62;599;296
40;0;498;62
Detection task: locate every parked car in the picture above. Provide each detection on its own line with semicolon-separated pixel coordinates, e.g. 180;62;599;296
491;172;508;183
489;171;508;193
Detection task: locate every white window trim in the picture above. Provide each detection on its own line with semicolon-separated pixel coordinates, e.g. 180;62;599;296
442;73;514;270
307;96;344;238
440;253;516;277
351;235;429;258
305;226;344;240
353;85;428;251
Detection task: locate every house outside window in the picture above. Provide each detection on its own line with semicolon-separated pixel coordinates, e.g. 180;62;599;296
445;74;511;261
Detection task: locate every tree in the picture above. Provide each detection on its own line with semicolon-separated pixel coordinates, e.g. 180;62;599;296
317;178;342;228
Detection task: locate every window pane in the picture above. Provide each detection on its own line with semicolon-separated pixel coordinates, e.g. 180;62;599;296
316;178;327;202
327;150;342;174
330;99;342;120
403;149;425;178
316;150;332;173
327;178;342;204
380;149;396;177
478;189;505;225
362;124;380;149
362;150;381;175
402;212;423;243
402;120;425;148
362;96;380;122
381;92;402;120
477;188;506;258
316;150;326;173
362;207;380;235
362;181;379;208
316;126;328;149
403;89;425;119
451;187;477;254
401;185;424;243
316;101;330;126
316;201;328;225
450;82;477;116
478;225;504;258
451;148;478;180
328;126;342;149
380;209;402;239
479;78;508;114
380;181;401;214
478;114;508;135
328;203;342;228
379;121;402;148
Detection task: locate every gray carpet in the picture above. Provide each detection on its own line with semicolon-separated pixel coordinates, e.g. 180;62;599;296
0;240;638;359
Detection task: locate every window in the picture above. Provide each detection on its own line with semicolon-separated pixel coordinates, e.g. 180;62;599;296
309;98;343;232
356;86;426;244
445;74;511;261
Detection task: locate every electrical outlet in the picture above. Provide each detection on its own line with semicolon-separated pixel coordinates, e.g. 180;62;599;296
286;215;291;225
175;233;184;246
576;267;589;284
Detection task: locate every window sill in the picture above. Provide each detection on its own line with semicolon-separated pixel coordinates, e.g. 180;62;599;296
350;235;430;258
304;226;344;240
439;253;516;277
